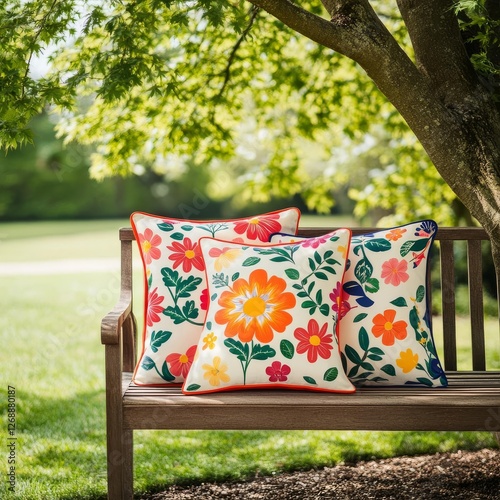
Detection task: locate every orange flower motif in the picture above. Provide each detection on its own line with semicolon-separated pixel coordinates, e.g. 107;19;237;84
371;309;408;346
386;228;407;241
215;269;296;343
139;228;162;264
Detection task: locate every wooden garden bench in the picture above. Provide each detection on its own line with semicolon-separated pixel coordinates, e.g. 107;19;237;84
101;226;500;499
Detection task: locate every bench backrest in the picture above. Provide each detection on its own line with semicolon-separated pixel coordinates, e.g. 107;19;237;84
118;226;499;373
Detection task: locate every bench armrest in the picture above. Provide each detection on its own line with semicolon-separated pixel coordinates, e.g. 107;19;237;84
101;291;133;345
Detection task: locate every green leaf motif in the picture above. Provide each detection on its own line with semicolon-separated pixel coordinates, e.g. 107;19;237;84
177;275;203;298
354;313;368;323
232;272;240;282
359;327;369;351
323;367;338;382
417;377;433;387
400;239;428;257
280;339;295;359
365;238;391;252
181;225;193;231
345;345;363;365
315;271;328;280
381;364;396;376
158;222;174;232
163;305;185;324
303;376;317;385
251;344;276;361
365;277;380;294
161;360;176;382
224;338;248;362
185;384;201;391
182;300;199;320
416;285;425;303
150;330;172;353
390;297;408;307
170;232;185;241
319;304;330;316
141;356;155;370
161;267;179;287
285;268;300;280
354;258;373;284
242;256;260;267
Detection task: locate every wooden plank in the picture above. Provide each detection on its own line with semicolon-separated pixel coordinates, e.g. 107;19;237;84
440;240;457;370
468;239;486;370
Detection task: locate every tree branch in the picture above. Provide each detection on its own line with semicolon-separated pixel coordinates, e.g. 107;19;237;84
396;0;478;103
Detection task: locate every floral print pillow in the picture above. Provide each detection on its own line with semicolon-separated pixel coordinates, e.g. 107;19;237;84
271;221;447;387
182;230;355;394
131;208;301;386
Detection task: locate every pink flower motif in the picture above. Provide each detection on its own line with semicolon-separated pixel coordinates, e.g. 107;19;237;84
265;361;291;382
147;287;164;327
200;288;209;311
301;234;330;249
139;228;162;264
166;345;197;378
329;282;351;319
381;258;409;286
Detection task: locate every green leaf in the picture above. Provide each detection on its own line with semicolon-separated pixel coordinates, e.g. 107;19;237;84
141;356;155;370
185;384;201;391
302;300;316;309
150;330;172;353
390;297;408;307
381;364;396;376
303;376;317;385
242;256;260;267
181;225;193;231
417;377;434;387
158;222;174;232
365;277;380;294
251;344;276;361
345;345;363;365
315;271;328;280
163;305;185;324
367;353;383;361
323;367;338;382
231;272;240;282
285;268;300;280
314;251;322;264
319;304;330;316
365;238;391;252
353;313;368;323
308;257;316;272
280;339;295;359
161;360;176;382
409;306;420;331
224;338;248;362
400;239;428;257
358;327;369;351
354;258;373;284
416;285;425;303
182;300;199;320
177;275;203;298
170;232;185;241
369;347;385;356
161;267;179;287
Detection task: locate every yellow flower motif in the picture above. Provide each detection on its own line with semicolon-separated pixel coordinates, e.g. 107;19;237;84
337;245;348;260
202;332;217;350
396;348;419;373
202;356;230;386
209;247;242;272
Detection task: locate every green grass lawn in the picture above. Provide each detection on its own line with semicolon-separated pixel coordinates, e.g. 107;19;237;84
0;219;498;499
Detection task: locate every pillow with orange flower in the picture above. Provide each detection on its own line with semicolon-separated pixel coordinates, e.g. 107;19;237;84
182;230;355;394
130;208;301;386
271;221;447;387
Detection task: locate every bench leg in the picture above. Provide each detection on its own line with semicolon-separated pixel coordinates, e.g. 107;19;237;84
107;429;133;500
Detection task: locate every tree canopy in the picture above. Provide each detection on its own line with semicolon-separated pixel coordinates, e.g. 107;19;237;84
1;1;500;236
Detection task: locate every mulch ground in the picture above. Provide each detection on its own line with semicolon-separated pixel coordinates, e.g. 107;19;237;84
140;448;500;499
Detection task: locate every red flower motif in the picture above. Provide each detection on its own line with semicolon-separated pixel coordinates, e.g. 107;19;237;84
233;214;282;242
167;237;204;272
266;361;291;382
139;228;162;264
200;288;209;311
294;319;334;363
147;287;164;327
329;281;351;320
166;345;197;378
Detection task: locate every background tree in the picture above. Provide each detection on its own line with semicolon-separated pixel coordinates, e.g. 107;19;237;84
1;1;500;272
